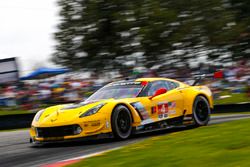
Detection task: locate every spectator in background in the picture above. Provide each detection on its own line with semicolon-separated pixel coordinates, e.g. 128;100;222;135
0;60;249;110
63;84;80;103
16;86;30;110
3;86;16;107
39;86;51;104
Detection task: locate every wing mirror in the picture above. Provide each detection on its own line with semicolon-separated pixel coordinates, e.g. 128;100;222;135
149;88;167;100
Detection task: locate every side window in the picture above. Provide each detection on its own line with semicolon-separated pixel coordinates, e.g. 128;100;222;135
167;81;179;90
147;81;168;96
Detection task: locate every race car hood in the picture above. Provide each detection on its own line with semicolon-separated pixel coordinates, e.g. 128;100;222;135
33;99;112;126
33;97;146;127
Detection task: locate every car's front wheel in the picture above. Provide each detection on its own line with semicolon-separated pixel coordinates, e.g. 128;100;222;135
111;105;132;140
193;96;210;126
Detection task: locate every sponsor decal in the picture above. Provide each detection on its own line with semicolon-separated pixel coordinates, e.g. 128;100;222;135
131;102;154;125
141;119;154;125
157;102;168;119
168;101;176;115
83;120;101;127
168;110;176;115
157;101;176;119
131;102;150;120
110;81;141;86
168;101;176;108
136;125;144;130
91;122;100;126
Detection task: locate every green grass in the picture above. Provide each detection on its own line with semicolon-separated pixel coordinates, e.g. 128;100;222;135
214;92;249;105
0;104;51;116
69;118;250;167
0;128;29;132
0;109;35;116
211;112;250;116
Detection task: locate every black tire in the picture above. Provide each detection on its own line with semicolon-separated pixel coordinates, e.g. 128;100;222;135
193;96;210;126
111;105;132;140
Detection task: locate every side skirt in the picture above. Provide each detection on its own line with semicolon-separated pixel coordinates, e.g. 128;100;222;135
133;115;193;135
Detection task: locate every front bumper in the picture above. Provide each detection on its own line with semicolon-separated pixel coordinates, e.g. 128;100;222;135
35;124;82;138
30;117;112;143
30;132;113;145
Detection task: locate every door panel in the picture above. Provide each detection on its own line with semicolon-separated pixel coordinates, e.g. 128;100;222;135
132;80;184;125
150;89;184;120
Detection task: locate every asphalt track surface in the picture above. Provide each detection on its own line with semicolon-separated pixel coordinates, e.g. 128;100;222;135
0;114;250;167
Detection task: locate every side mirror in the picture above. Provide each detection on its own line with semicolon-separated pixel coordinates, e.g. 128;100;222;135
149;88;167;100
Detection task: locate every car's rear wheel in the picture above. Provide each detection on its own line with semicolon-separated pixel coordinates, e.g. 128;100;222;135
193;96;210;126
111;105;132;140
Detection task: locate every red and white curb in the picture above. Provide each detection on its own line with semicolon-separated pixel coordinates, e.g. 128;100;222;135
41;147;122;167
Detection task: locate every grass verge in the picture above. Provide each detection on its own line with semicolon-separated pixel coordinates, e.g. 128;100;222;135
0;109;35;116
69;118;250;167
0;128;29;132
211;112;250;115
214;92;249;105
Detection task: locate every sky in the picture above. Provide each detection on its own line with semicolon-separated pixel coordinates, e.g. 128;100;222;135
0;0;59;76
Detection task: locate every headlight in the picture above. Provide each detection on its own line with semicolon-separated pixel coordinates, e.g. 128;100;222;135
34;109;45;121
79;103;106;118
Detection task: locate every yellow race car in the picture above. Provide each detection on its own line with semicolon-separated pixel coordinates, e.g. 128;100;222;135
30;78;213;143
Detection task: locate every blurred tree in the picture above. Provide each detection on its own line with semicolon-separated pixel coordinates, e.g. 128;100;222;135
52;0;82;70
228;0;250;60
53;0;249;73
53;0;139;72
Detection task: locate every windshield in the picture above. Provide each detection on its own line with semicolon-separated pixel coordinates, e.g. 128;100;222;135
86;83;144;101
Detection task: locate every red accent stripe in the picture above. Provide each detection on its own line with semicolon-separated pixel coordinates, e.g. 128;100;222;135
41;159;81;167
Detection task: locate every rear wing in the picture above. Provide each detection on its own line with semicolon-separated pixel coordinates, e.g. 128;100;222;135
192;71;223;86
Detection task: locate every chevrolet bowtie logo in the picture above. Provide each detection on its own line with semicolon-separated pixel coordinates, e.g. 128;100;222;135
51;118;57;122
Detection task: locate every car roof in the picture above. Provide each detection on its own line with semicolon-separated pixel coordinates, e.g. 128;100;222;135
135;77;177;82
105;77;187;88
108;78;181;85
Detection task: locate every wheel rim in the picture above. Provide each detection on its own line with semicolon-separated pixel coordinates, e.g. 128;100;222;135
117;110;130;133
195;100;209;122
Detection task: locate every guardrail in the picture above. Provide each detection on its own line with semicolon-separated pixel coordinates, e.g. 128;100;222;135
0;103;249;130
0;113;35;130
213;103;250;113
